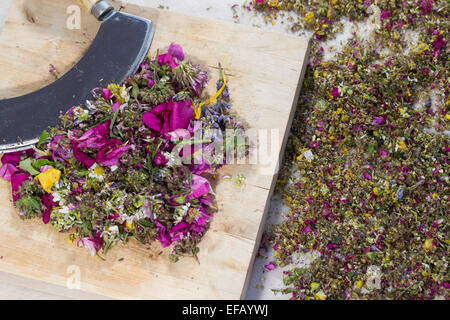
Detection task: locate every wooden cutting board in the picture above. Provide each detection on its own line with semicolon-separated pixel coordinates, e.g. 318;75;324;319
0;0;309;299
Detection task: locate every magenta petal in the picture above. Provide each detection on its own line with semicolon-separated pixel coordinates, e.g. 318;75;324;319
40;165;53;173
379;149;388;159
371;116;384;126
51;135;70;161
169;221;190;242
155;220;171;247
152;102;169;115
0;163;19;181
142;112;162;132
41;193;56;224
111;101;121;113
190;174;210;199
168;128;191;141
73;120;111;149
168;43;185;61
363;171;373;181
331;87;339;98
102;88;112;100
71;142;96;168
169;99;194;131
264;262;276;271
157;53;179;69
11;172;30;201
160;112;171;134
147;79;155;88
1;151;23;166
96;139;130;166
77;237;98;256
189;159;211;175
153;151;168;166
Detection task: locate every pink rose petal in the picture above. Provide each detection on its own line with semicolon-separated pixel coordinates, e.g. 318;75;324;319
158;53;179;69
0;163;19;181
96;139;130;166
190;174;211;199
264;262;276;271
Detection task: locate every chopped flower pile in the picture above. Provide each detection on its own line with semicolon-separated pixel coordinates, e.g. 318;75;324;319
0;44;246;262
253;1;449;299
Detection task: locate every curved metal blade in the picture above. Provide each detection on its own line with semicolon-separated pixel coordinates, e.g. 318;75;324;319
0;11;155;152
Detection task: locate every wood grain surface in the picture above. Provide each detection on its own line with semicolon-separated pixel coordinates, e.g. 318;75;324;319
0;0;309;299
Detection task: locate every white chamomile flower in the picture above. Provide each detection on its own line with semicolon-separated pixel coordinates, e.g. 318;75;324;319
88;163;105;182
163;151;181;167
120;85;130;103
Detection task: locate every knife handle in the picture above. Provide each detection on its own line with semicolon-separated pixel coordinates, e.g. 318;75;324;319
76;0;114;20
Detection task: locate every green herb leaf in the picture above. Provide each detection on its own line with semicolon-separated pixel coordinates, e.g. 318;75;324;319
19;158;40;176
36;130;51;148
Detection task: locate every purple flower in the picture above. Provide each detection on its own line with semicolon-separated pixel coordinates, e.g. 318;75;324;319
363;171;372;181
147;78;155;88
96;139;130;166
380;10;391;20
420;0;433;15
331;87;339;98
153;151;168;166
189;63;209;97
102;88;112;100
379;149;388;159
168;43;185;61
49;64;57;75
432;35;447;57
158;53;179;69
371;116;384;126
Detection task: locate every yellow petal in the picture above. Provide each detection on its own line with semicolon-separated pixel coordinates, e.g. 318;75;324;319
94;165;105;176
67;234;75;244
373;188;379;196
36;168;61;193
311;282;320;291
423;239;435;251
397;140;407;150
314;290;327;300
125;220;134;231
305;12;314;20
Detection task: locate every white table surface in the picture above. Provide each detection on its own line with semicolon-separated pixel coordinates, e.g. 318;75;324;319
0;0;305;300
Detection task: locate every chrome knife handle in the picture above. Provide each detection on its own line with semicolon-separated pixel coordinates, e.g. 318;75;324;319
77;0;114;21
